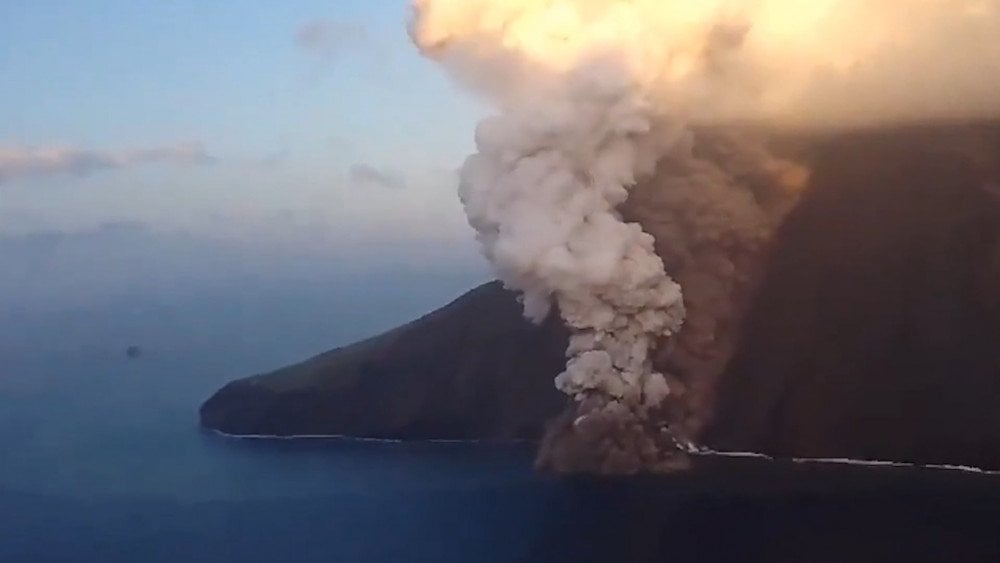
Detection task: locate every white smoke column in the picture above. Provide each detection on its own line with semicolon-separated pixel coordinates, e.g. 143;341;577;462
410;1;770;472
462;69;687;409
411;5;690;417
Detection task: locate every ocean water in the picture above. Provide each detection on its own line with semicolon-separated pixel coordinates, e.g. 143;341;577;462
0;262;610;563
4;285;1000;562
0;354;587;562
0;280;601;563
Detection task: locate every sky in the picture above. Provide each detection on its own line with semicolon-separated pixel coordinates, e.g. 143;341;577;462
0;0;486;247
0;1;496;319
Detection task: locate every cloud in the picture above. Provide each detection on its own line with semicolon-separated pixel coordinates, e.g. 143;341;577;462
348;163;406;190
295;19;369;58
258;149;290;169
0;142;215;183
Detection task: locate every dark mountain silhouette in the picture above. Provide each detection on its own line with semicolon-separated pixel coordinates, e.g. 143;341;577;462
201;282;568;441
705;123;1000;469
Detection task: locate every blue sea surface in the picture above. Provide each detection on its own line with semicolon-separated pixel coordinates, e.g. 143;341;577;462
5;273;1000;562
0;279;591;563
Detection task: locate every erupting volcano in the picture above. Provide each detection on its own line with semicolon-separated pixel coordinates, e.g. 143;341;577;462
408;0;1000;473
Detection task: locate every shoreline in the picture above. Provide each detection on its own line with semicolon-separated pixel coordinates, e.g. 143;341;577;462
210;429;1000;476
208;429;532;446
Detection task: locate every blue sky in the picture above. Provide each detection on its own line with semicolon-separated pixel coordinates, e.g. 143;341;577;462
0;0;486;247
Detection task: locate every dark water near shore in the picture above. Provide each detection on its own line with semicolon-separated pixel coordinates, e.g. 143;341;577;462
0;323;576;562
3;292;1000;562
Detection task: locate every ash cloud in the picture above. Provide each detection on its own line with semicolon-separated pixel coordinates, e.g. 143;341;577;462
411;0;1000;128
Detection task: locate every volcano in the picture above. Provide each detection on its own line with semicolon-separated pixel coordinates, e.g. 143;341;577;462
705;121;1000;469
202;121;1000;471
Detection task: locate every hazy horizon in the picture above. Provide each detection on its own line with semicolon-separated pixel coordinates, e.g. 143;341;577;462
1;1;485;255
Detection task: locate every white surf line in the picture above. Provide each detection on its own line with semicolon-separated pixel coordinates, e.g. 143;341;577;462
211;430;406;443
684;443;1000;476
210;429;530;445
211;431;1000;475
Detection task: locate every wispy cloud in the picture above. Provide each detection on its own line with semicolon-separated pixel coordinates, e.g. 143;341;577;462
258;149;290;170
348;163;406;190
295;19;369;58
0;142;215;183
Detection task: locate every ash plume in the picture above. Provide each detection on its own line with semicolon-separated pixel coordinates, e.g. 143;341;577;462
410;0;1000;473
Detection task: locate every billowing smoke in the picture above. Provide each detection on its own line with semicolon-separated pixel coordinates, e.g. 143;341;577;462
410;0;1000;472
411;0;1000;127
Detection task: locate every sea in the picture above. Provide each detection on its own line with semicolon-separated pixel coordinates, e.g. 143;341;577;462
4;273;1000;562
0;273;590;563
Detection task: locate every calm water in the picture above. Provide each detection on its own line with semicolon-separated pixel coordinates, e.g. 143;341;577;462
0;324;594;562
0;274;604;563
4;289;1000;562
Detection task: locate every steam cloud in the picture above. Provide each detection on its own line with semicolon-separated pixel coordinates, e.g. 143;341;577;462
410;0;1000;472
